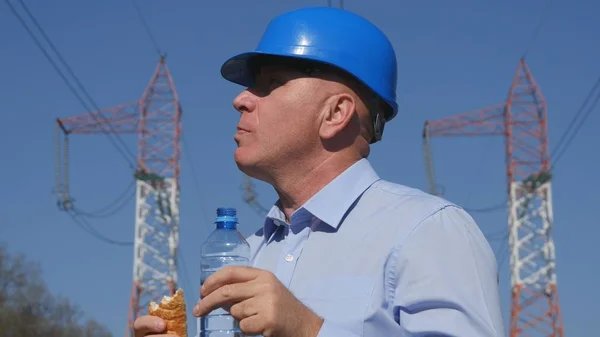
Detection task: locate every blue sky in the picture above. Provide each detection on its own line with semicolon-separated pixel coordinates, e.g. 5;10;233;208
1;0;598;335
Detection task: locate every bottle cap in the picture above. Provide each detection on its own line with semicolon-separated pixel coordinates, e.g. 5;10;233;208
215;207;238;225
217;207;236;217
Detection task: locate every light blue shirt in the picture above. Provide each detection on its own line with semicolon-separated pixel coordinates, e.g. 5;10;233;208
246;158;506;337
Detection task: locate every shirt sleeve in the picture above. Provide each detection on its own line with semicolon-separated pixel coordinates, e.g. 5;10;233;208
316;319;362;337
391;205;506;337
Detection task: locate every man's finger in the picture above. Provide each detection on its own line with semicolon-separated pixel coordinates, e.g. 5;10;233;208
132;315;167;337
200;266;259;297
238;314;265;336
194;281;258;317
229;297;259;321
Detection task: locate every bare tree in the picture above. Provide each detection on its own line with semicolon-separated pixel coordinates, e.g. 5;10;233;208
0;243;112;337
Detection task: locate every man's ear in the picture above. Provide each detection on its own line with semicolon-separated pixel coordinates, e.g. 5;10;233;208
319;93;357;140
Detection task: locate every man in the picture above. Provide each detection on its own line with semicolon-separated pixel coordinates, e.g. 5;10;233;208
134;6;505;337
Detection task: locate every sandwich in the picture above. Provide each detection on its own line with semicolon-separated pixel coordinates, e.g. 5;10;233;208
148;288;188;337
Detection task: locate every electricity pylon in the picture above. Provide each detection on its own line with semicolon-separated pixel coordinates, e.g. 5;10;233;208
423;58;565;337
54;56;182;337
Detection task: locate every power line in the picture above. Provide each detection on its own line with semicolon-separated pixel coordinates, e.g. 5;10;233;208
66;210;133;246
71;189;134;219
177;254;193;301
518;0;599;170
5;0;137;169
464;201;507;213
462;137;496;208
494;235;509;271
485;229;508;241
5;0;140;245
73;180;136;217
522;0;555;59
327;0;344;9
551;75;600;168
130;0;163;56
181;133;211;225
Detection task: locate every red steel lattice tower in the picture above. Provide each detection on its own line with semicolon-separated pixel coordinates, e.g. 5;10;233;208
422;58;565;337
54;56;182;337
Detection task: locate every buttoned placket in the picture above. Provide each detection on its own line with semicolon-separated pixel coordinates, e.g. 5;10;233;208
273;217;312;288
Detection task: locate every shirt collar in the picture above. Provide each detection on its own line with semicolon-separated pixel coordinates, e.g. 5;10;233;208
262;158;380;239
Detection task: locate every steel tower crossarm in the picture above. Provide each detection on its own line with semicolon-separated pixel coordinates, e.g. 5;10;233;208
422;103;505;196
56;101;140;135
424;103;506;137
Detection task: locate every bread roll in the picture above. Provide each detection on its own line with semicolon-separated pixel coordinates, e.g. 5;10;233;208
148;288;188;337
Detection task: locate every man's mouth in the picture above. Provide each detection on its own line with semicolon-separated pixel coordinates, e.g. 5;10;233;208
236;125;251;133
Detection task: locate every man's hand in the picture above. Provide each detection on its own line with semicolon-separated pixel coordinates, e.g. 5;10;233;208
193;266;324;337
132;315;177;337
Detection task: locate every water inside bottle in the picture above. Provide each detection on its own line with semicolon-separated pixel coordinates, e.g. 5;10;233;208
199;254;249;337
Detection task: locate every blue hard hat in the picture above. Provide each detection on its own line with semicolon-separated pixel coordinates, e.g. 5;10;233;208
220;6;399;124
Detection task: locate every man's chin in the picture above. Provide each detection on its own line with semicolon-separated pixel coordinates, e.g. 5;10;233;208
234;158;267;182
234;153;255;174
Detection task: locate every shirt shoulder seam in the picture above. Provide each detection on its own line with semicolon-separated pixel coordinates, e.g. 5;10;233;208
385;204;460;318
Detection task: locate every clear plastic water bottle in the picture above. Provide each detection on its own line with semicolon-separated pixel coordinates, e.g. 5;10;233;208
198;207;250;337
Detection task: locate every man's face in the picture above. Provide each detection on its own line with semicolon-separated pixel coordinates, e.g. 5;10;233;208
232;64;328;179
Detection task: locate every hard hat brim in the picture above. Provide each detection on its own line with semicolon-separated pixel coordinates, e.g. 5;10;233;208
220;51;398;121
220;51;339;89
220;52;260;88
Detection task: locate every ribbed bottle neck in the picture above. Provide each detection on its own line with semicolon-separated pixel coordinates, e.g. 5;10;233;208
216;221;237;230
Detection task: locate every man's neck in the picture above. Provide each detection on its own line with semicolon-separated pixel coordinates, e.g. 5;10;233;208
273;154;361;222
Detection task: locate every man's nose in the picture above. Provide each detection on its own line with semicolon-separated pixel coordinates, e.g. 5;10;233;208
233;90;257;114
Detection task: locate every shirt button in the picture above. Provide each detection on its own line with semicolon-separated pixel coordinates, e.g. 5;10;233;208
285;254;294;262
